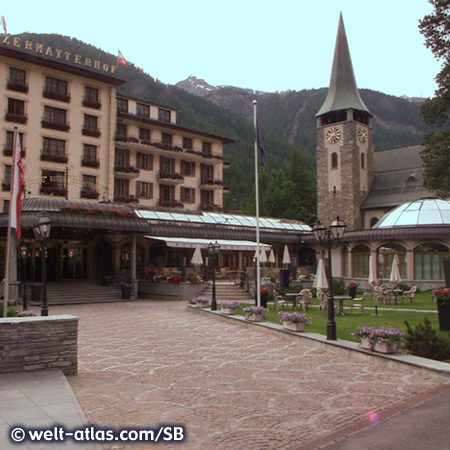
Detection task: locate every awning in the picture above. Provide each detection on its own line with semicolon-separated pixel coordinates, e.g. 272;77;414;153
145;236;271;251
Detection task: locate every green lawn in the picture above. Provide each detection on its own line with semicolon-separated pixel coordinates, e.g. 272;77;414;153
233;291;447;341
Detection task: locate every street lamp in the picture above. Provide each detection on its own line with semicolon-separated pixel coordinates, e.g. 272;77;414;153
20;243;28;311
33;212;52;317
207;241;220;311
312;216;346;340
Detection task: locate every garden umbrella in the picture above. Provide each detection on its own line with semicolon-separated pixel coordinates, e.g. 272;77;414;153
282;245;291;265
313;258;328;290
389;254;402;285
268;248;276;265
368;254;378;286
191;245;203;265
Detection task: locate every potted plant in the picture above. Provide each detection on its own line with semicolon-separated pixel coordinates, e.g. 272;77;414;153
190;296;210;308
434;288;450;330
220;301;241;315
17;310;37;317
121;282;132;299
278;311;312;332
351;326;375;350
256;286;269;308
243;306;268;322
348;281;358;299
370;327;405;354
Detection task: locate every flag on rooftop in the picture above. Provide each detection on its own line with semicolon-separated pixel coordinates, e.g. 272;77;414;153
10;131;24;238
117;50;128;67
255;118;265;169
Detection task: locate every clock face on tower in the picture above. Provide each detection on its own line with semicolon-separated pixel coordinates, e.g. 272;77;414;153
326;127;341;144
358;127;368;143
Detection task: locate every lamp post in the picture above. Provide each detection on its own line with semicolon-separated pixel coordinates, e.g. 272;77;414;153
207;241;220;311
33;212;52;317
20;243;28;311
312;216;346;340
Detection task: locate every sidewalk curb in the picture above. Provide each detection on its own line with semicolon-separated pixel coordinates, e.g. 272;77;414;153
188;305;450;382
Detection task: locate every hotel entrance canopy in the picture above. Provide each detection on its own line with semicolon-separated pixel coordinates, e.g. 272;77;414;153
145;236;271;251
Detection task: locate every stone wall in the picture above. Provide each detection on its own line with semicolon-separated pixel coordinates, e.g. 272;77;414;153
0;315;78;375
139;280;208;299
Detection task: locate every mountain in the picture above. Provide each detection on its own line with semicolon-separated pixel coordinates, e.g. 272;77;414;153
176;76;431;156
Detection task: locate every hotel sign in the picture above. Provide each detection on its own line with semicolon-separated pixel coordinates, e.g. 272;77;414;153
2;35;118;74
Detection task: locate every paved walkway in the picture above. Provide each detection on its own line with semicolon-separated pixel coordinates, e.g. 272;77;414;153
46;300;448;449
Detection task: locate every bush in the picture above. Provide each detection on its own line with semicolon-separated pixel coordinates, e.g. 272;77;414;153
404;318;450;361
0;305;17;317
332;278;347;295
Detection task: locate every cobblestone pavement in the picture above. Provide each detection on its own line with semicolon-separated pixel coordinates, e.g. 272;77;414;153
53;300;448;450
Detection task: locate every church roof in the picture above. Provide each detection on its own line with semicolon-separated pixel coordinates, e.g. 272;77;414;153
361;145;432;210
316;13;371;117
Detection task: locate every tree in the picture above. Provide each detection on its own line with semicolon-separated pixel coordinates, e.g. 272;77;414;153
419;0;450;197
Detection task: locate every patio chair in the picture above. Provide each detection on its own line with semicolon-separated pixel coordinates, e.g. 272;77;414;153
273;290;288;312
401;285;418;304
298;289;312;312
350;291;369;314
317;289;328;315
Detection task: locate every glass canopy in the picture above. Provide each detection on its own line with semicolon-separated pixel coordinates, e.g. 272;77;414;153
373;199;450;228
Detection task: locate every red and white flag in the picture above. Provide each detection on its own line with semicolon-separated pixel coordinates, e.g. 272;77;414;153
1;16;7;35
10;132;24;238
117;50;128;67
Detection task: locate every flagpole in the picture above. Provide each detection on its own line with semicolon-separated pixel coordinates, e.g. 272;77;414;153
253;100;261;307
3;127;19;316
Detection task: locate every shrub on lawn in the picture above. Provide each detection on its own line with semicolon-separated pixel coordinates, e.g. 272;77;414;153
404;318;450;360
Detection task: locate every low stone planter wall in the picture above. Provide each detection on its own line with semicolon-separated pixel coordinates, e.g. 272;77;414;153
139;280;208;299
0;315;78;375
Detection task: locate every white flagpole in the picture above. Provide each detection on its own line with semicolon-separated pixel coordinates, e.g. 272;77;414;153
253;100;261;307
3;127;19;316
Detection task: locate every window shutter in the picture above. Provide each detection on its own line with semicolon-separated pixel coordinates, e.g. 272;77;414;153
136;181;141;197
192;188;195;203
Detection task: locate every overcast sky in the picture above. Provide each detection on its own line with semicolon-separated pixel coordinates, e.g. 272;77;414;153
1;0;442;98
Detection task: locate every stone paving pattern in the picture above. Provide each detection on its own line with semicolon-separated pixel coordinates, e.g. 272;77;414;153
52;300;448;449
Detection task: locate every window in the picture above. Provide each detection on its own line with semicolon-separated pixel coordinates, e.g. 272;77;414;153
82;175;96;191
331;152;338;169
82;144;99;167
136;103;150;118
414;243;449;280
377;245;406;279
117;98;128;113
183;138;192;149
370;217;379;228
202;141;211;155
84;86;99;102
158;108;171;123
139;128;150;141
43;137;65;156
43;106;68;127
136;181;153;199
5;131;24;150
181;187;195;203
361;152;365;169
116;123;127;138
352;244;370;278
7;98;25;115
4;165;12;183
41;170;66;195
160;184;174;202
115;149;130;167
201;164;213;183
83;114;98;130
160;156;174;173
200;189;213;209
44;76;69;101
114;178;129;197
8;68;27;92
137;153;153;170
181;160;195;176
162;133;172;146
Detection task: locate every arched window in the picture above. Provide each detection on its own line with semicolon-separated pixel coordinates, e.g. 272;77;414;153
361;152;365;169
370;217;379;228
377;244;406;279
352;244;370;278
331;152;338;169
414;243;449;280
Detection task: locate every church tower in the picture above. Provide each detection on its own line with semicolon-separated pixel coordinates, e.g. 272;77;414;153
316;13;373;230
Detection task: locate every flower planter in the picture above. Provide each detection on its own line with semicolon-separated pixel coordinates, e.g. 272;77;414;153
374;342;396;354
246;313;263;322
221;307;237;315
196;300;210;308
360;337;372;350
283;321;305;332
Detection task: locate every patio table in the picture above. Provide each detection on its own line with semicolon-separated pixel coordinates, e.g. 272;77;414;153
334;296;352;316
284;293;299;309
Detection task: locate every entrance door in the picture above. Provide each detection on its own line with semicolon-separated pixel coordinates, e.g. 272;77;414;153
62;247;87;279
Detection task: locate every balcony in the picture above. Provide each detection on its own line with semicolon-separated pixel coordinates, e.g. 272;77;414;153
199;178;223;190
157;171;184;185
114;165;140;179
159;199;184;208
80;189;100;200
82;127;101;138
82;98;101;109
113;195;139;204
5;113;27;124
183;148;223;163
3;147;26;158
40;185;67;197
41;153;68;164
2;181;10;192
7;80;29;93
81;158;100;168
43;90;71;103
41;119;70;132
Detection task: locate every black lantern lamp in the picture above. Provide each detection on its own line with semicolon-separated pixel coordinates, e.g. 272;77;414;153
33;212;52;316
312;216;346;340
207;241;220;311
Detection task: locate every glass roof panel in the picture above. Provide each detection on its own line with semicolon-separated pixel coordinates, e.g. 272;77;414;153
155;212;175;221
395;210;418;226
418;209;442;225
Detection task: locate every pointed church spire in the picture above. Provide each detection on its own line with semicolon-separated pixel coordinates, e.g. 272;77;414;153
316;13;371;117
